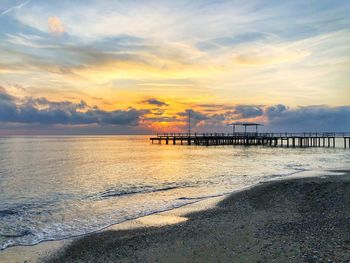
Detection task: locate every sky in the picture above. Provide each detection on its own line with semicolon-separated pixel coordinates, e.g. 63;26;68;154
0;0;349;134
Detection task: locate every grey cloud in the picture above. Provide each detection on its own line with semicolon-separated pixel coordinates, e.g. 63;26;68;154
0;87;17;121
0;88;147;126
145;116;177;122
266;105;350;132
233;105;264;118
179;110;209;121
1;88;349;133
0;86;15;101
143;98;169;106
178;109;209;125
265;104;287;117
177;104;350;132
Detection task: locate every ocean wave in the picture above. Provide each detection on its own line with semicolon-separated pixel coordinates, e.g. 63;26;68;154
177;193;227;200
0;229;32;238
0;195;211;251
91;184;189;200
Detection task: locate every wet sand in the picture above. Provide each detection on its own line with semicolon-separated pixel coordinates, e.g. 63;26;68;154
40;171;350;263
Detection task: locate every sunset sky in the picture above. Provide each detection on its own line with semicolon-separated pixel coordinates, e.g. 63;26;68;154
0;0;349;134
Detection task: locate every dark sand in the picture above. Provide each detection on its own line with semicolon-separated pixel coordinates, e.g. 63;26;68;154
45;172;350;263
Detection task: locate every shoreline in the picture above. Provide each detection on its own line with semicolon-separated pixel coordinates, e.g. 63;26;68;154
1;169;349;262
1;185;234;263
0;169;321;252
0;194;228;263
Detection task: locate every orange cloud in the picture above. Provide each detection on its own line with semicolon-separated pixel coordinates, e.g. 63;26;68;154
48;16;65;34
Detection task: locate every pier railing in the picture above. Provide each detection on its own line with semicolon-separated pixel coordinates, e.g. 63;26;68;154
156;132;350;138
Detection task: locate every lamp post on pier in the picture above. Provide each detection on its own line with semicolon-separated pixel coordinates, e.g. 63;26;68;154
188;110;191;137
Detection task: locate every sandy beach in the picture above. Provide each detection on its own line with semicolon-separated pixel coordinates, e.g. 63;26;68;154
1;171;350;263
20;170;346;263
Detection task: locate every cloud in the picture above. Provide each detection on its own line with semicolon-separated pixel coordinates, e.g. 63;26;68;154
48;16;65;34
2;2;349;104
0;87;146;126
1;87;349;133
233;105;264;119
265;104;287;117
0;87;17;121
0;0;30;17
232;48;310;66
266;104;350;132
173;104;350;132
0;86;15;101
0;36;216;81
178;109;209;126
143;98;169;106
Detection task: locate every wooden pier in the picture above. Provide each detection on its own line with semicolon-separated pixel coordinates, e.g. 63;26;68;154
150;132;350;148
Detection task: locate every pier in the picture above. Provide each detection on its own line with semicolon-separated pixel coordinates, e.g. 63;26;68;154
150;132;350;149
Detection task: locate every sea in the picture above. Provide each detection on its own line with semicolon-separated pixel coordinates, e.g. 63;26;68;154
0;135;349;250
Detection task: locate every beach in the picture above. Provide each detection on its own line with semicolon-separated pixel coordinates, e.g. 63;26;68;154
1;0;349;261
9;170;340;262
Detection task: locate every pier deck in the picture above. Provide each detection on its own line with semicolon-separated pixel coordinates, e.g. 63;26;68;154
150;132;350;148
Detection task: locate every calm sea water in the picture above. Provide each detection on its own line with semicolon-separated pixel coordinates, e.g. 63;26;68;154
0;135;349;250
